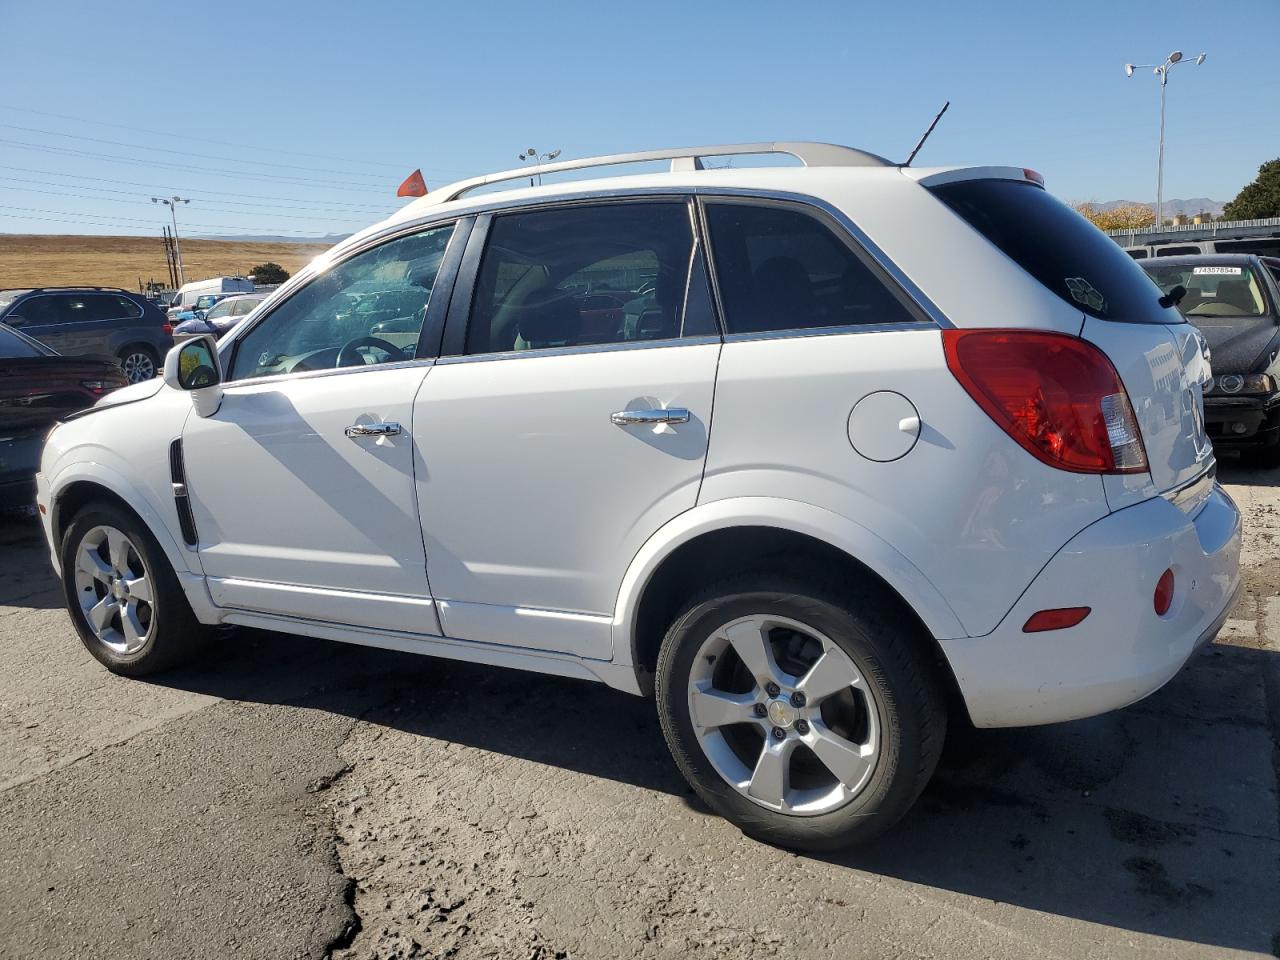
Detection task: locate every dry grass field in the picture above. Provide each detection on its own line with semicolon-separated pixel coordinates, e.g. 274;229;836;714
0;234;334;291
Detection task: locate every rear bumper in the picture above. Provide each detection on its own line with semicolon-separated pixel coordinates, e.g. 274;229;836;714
939;483;1241;728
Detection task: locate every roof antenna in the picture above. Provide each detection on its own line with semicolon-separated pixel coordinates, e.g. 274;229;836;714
903;101;950;167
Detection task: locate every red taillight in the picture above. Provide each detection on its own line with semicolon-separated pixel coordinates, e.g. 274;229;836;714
1022;168;1045;187
1154;569;1175;616
943;329;1148;475
162;322;173;336
1023;607;1091;633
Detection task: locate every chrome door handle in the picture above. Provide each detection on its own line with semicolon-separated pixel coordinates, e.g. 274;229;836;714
610;408;690;426
345;421;402;438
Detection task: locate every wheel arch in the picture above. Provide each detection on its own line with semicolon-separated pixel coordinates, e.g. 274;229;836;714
50;470;220;624
613;498;967;702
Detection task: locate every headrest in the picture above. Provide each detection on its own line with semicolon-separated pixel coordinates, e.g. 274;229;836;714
516;290;581;346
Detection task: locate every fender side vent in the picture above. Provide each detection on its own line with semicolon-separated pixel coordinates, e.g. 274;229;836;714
169;438;199;547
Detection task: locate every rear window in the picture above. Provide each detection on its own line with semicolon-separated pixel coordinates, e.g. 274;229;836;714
930;178;1173;324
0;325;43;358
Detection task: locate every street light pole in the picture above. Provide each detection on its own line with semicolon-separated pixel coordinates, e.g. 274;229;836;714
1124;51;1206;227
518;147;562;187
151;196;191;286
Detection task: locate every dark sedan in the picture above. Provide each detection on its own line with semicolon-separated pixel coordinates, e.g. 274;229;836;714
0;322;128;509
1142;254;1280;466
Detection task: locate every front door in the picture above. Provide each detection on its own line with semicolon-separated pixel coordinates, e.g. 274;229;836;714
182;221;459;633
414;199;721;659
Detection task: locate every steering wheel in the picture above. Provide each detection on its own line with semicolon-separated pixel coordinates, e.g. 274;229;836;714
335;336;404;368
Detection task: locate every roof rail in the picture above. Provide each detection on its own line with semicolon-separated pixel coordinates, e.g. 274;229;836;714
417;142;892;206
31;285;131;294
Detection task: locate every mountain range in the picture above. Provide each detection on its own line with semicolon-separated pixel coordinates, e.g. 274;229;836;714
1093;198;1226;218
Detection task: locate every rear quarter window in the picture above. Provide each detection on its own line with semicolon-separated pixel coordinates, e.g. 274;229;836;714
929;178;1174;324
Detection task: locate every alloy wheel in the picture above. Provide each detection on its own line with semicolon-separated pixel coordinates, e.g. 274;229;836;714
71;525;156;655
687;614;880;816
121;351;155;383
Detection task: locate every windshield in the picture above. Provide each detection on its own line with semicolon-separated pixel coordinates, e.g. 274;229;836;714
205;299;235;319
0;324;44;358
1143;263;1270;319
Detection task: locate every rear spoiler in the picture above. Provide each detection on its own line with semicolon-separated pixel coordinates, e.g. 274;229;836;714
902;166;1046;189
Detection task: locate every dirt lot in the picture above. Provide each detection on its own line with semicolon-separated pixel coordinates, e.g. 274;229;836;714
1;462;1277;959
0;234;332;290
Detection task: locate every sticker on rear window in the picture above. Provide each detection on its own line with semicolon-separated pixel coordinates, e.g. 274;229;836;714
1192;266;1242;275
1065;277;1106;312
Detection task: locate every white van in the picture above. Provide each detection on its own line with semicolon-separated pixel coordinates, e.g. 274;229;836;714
166;277;254;318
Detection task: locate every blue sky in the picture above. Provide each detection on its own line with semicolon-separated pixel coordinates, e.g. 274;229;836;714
2;0;1276;238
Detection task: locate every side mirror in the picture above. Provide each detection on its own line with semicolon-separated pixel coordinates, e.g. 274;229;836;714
163;335;223;417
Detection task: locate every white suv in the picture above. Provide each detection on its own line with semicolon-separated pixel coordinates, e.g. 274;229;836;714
37;143;1240;849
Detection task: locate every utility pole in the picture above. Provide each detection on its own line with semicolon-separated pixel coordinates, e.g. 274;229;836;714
152;196;191;286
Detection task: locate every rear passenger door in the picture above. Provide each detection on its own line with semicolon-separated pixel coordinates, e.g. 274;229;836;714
413;198;720;659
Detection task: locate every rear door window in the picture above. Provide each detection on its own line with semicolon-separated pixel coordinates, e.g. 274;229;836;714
929;178;1173;324
465;201;715;355
703;201;918;334
90;295;143;321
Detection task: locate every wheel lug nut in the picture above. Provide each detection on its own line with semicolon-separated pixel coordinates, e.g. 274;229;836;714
796;719;810;735
790;692;806;708
753;703;768;718
765;682;781;697
771;726;786;740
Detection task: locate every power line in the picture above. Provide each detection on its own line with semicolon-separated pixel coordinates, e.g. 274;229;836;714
0;121;401;181
0;180;395;220
0;163;404;208
1;214;341;238
0;138;397;193
0;102;434;171
0;204;350;235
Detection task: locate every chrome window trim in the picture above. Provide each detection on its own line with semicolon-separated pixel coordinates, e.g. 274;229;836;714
437;334;722;366
416;186;948;331
217;357;435;392
722;320;938;344
220;182;948;372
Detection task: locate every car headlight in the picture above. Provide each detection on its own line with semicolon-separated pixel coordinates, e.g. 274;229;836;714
1211;373;1277;395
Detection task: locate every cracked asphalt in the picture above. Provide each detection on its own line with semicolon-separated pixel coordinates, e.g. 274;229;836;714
2;460;1279;959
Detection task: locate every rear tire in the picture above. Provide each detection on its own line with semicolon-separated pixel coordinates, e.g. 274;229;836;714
118;345;158;383
655;572;946;851
60;501;210;676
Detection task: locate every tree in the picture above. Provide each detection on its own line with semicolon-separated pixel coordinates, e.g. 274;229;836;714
1071;201;1155;232
250;262;290;285
1222;159;1280;220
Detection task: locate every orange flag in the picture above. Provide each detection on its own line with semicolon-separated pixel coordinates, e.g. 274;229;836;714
396;169;427;198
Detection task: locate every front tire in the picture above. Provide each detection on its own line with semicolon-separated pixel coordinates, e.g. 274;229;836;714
60;502;210;675
655;572;945;851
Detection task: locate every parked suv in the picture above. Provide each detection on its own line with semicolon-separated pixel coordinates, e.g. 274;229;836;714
36;143;1240;850
0;287;173;383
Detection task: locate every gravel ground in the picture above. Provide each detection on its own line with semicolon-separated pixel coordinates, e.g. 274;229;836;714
2;459;1278;959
